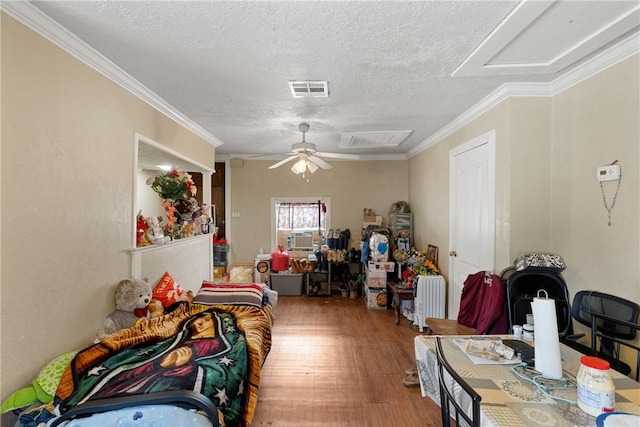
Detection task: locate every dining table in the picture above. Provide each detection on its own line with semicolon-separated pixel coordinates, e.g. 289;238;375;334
414;334;640;426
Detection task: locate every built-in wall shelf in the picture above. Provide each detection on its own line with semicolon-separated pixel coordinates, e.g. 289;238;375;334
129;233;211;254
132;133;215;290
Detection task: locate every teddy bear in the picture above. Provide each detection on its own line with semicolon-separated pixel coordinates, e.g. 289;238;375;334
97;278;152;339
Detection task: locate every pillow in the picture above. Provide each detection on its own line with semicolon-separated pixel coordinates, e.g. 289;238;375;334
1;350;77;413
153;272;188;307
228;265;254;283
194;282;265;307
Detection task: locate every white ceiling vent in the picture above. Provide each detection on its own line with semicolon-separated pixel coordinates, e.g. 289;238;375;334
340;130;413;149
288;81;329;98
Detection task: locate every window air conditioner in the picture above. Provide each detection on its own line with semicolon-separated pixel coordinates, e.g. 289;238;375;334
291;233;313;250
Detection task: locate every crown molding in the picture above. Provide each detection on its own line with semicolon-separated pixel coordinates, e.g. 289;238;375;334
232;153;409;162
408;33;639;158
550;32;640;94
1;1;224;148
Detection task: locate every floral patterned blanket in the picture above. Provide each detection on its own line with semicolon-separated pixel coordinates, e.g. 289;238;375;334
20;302;273;427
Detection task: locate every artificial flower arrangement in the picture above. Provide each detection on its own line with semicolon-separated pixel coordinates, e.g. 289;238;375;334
394;247;440;286
147;169;196;201
146;169;210;240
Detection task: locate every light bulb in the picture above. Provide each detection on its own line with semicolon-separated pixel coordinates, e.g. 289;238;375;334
306;161;319;174
291;158;307;174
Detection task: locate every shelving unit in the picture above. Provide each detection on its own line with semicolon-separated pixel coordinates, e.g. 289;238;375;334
306;262;362;296
389;213;413;247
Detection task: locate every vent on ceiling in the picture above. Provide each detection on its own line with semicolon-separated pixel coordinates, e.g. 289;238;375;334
340;130;412;148
288;81;329;98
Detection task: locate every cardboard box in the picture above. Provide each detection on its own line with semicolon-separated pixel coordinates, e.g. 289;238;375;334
270;273;304;296
364;284;387;310
367;261;395;276
364;276;386;287
366;268;386;279
364;215;383;223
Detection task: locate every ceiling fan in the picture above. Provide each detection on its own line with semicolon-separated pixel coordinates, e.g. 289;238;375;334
268;123;359;175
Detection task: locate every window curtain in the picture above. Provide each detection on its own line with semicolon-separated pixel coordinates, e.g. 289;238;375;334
277;202;325;231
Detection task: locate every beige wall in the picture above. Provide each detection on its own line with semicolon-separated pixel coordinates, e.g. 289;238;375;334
408;55;639;305
228;160;409;263
409;100;515;278
550;55;639;302
0;14;215;399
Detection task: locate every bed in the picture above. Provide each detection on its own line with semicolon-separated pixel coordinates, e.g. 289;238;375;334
12;281;275;427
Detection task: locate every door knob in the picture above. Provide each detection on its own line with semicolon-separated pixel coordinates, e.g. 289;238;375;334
449;250;457;257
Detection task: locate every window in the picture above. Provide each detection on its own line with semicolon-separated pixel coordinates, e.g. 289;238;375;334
271;197;330;252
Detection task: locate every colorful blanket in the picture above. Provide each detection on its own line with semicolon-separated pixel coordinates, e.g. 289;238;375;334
20;302;273;427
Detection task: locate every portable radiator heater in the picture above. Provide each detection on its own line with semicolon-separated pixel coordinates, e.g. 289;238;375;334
414;275;446;332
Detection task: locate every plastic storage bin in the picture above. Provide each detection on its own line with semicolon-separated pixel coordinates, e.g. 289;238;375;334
270;273;304;295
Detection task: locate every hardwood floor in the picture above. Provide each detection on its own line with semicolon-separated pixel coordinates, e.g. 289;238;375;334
251;294;442;426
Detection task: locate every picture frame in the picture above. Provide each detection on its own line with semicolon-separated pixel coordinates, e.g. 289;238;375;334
426;244;439;267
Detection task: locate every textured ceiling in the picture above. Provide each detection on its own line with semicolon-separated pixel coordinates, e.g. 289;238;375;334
21;1;640;160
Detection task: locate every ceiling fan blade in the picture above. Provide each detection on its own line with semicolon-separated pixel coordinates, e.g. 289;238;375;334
315;152;360;160
269;155;299;169
308;155;333;169
247;152;293;160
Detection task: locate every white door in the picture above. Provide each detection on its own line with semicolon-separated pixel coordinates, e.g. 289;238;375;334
448;130;496;319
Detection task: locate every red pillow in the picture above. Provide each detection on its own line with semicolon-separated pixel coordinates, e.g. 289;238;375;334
152;272;187;307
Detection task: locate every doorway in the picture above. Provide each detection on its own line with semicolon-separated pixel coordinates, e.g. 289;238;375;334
448;130;496;319
190;161;226;240
211;162;226;240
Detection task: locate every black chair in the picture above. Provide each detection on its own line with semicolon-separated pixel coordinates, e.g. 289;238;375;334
590;312;640;381
435;337;481;427
501;266;571;335
561;290;640;379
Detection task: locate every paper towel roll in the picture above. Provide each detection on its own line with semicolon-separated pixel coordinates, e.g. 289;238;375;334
532;296;563;378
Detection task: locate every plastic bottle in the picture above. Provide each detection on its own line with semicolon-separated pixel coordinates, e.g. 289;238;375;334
522;324;534;341
577;356;615;417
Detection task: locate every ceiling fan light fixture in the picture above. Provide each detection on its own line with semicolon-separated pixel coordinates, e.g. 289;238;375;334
291;158;307;174
306;161;319;174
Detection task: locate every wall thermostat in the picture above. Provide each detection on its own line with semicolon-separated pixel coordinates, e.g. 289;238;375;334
596;164;620;182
